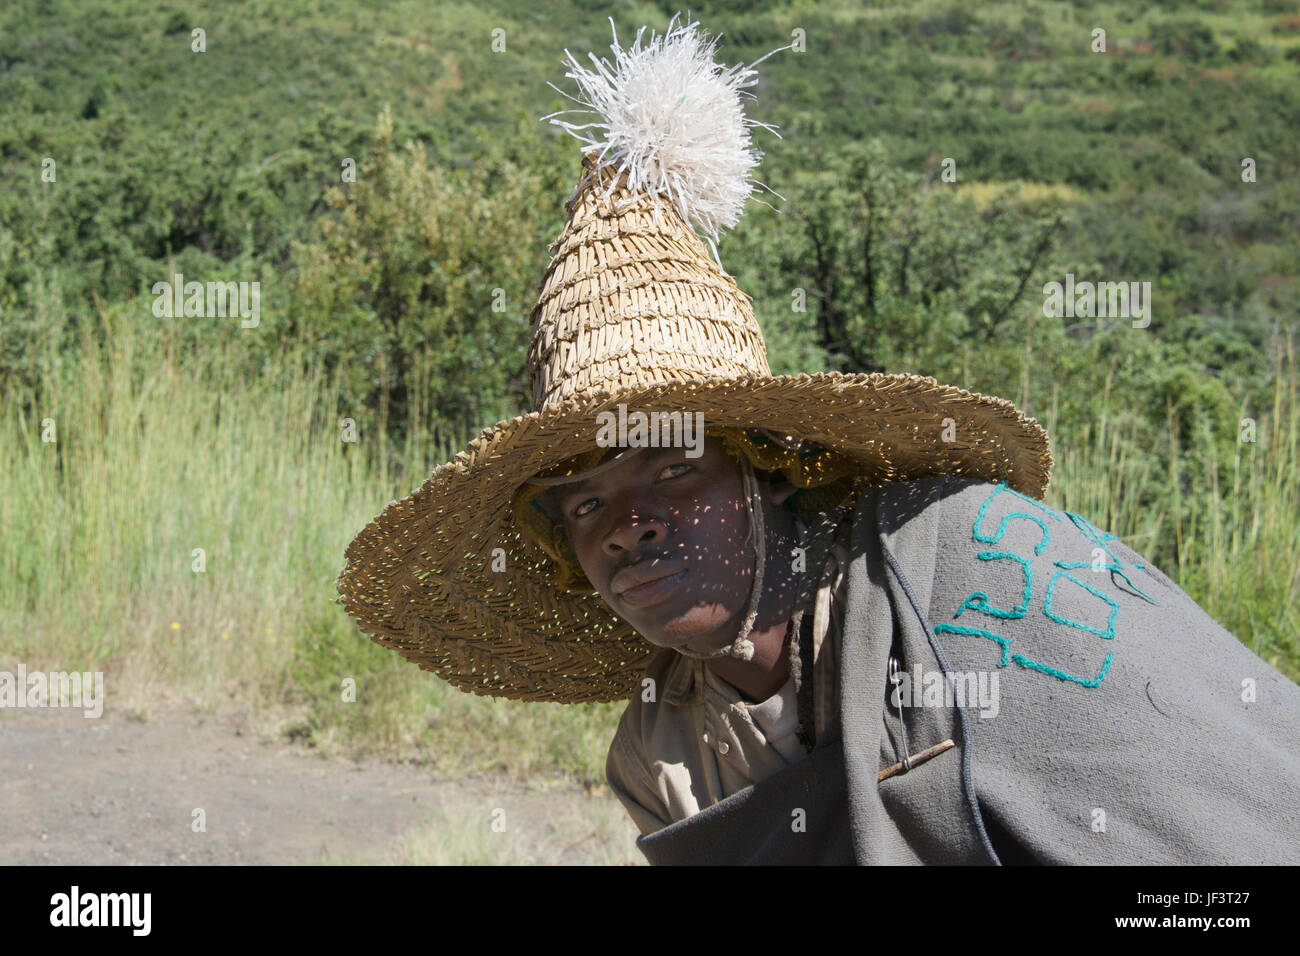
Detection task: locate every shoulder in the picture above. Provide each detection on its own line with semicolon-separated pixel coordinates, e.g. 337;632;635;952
606;646;682;777
848;475;1005;541
875;474;1001;514
605;648;682;835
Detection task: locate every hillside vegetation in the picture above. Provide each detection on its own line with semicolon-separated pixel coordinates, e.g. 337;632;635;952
1;0;1296;781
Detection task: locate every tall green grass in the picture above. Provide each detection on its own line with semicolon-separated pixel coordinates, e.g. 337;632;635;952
0;282;624;785
1044;328;1299;678
1174;333;1299;671
3;279;1296;790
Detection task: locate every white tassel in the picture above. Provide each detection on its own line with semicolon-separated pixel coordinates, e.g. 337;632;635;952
541;11;790;248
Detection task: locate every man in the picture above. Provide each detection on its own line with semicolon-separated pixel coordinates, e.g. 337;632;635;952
539;434;850;841
336;15;1300;865
544;435;1300;864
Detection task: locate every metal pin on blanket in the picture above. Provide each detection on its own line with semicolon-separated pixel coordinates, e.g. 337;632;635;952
880;655;956;782
888;655;912;771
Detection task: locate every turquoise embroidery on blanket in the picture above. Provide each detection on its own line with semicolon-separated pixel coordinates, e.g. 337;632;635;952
1052;560;1157;604
955;551;1032;619
933;622;1014;667
1043;569;1120;639
972;481;1064;556
932;621;1114;688
1015;649;1114;688
1061;511;1160;603
1064;511;1123;563
935;482;1153;689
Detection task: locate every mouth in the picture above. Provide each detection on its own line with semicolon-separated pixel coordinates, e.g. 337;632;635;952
614;566;688;608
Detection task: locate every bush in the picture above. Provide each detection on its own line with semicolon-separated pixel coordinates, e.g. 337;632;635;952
1150;19;1221;62
288;108;567;450
163;10;188;35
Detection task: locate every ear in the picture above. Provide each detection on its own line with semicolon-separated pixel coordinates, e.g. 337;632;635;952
533;487;565;529
758;473;798;507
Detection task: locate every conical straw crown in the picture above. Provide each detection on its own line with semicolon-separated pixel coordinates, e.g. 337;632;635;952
526;151;771;410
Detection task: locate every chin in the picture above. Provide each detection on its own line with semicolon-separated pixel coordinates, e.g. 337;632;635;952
650;601;741;651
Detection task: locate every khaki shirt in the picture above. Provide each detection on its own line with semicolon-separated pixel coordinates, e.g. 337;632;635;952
605;516;850;836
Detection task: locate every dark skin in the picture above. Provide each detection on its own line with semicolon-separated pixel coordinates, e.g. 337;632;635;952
554;437;805;703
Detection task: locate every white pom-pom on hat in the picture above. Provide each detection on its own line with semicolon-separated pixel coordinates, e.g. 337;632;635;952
541;11;791;255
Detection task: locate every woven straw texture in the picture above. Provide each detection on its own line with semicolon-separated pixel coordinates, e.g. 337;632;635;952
335;152;1055;705
528;152;771;406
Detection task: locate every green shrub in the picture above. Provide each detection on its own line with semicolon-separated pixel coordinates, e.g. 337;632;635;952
287;108;566;452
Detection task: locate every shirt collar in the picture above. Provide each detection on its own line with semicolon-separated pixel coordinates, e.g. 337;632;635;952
660;649;702;706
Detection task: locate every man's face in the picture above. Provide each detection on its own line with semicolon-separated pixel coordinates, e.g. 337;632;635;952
556;437;756;654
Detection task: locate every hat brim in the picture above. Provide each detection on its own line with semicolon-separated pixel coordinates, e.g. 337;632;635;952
335;371;1053;704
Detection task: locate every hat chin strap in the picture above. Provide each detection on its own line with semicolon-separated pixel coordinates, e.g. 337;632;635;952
675;456;765;663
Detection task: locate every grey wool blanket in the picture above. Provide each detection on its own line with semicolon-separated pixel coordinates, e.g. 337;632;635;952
635;475;1300;864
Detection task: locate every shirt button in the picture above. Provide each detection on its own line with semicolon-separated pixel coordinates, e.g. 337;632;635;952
718;740;731;755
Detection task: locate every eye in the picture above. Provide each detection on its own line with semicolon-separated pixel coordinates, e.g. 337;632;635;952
572;497;599;518
656;463;692;481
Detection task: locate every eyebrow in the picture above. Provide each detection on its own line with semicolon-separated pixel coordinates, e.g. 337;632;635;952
558;447;682;497
560;477;597;497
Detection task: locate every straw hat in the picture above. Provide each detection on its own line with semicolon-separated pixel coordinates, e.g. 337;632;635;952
335;14;1053;704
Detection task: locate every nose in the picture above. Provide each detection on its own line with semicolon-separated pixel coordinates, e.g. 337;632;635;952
602;507;669;557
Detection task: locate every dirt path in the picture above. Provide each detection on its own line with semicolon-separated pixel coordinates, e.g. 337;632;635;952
0;706;643;865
